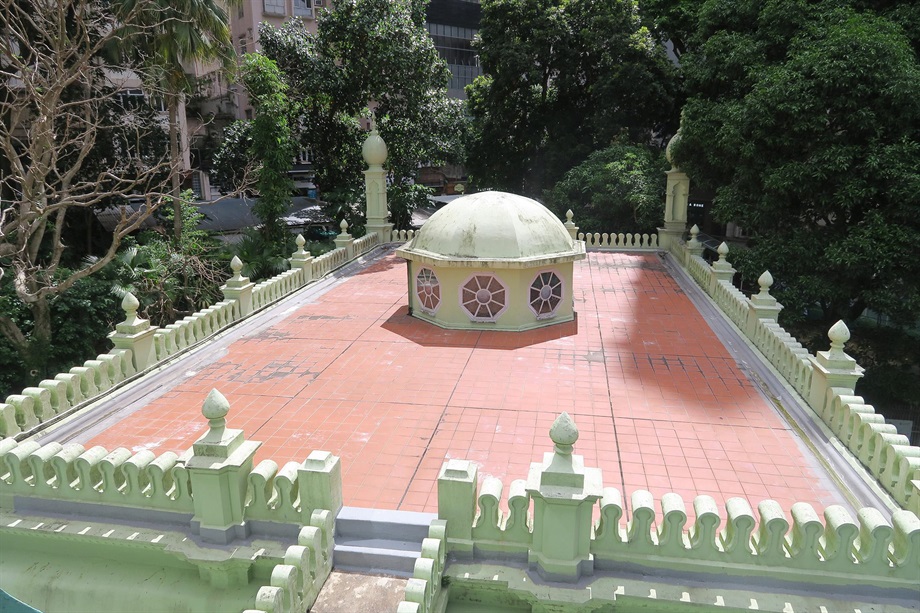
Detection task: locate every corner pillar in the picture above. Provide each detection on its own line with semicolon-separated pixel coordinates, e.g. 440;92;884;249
525;413;602;582
362;126;394;241
187;389;261;544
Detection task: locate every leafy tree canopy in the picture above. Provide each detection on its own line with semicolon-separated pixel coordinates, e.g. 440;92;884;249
218;0;467;229
672;0;920;325
466;0;679;197
545;143;667;235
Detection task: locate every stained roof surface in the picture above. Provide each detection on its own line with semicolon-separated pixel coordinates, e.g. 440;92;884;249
80;248;848;515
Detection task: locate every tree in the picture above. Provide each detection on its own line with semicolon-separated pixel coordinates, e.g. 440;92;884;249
229;0;466;229
0;0;173;377
242;54;298;247
545;143;667;234
466;0;679;197
672;1;920;325
121;0;237;241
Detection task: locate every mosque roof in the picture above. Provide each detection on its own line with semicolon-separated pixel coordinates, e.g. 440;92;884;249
400;191;583;264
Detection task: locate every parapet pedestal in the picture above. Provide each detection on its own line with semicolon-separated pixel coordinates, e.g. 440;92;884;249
525;413;602;582
808;321;864;414
108;292;157;372
187;389;261;544
222;256;255;317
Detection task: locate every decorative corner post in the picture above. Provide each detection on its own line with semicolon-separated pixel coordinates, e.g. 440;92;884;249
290;234;314;283
297;450;343;522
525;413;602;582
564;210;579;241
108;292;158;372
745;270;783;336
709;242;736;294
362;126;393;242
222;256;255;318
686;224;703;260
808;321;864;414
657;127;690;250
186;389;261;544
334;219;354;259
437;459;478;555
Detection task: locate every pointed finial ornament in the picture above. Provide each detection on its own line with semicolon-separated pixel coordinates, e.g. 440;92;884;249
550;412;578;456
202;388;230;437
121;292;140;321
758;270;773;293
827;320;850;359
717;241;729;261
295;234;305;250
566;209;574;223
339;219;349;234
230;255;243;281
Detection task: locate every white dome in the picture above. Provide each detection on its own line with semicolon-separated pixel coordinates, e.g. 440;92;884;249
407;191;575;260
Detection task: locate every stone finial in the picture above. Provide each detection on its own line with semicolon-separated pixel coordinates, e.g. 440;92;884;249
362;127;388;167
717;241;729;262
339;219;349;235
566;210;574;223
550;412;578;456
295;234;306;252
665;128;681;169
758;270;774;295
121;292;140;324
828;320;851;359
230;255;244;281
202;388;230;437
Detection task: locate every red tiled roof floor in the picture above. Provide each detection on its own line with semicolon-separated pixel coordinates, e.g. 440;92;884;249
87;252;847;514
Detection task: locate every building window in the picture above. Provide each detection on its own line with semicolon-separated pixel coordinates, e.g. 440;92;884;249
245;108;253;120
460;274;507;322
238;36;247;56
293;0;312;16
416;268;441;315
263;0;285;15
529;271;563;319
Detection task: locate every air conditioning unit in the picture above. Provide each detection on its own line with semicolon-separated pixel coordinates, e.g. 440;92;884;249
314;0;325;7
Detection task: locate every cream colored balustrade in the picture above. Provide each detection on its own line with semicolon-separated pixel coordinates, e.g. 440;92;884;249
0;438;193;512
244;514;335;613
246;451;345;527
438;414;920;591
397;520;448;613
576;231;659;250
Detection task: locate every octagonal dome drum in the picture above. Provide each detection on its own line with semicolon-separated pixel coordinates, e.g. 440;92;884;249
396;191;585;331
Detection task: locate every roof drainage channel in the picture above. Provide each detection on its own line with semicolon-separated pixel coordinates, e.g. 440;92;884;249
660;252;895;514
33;245;398;446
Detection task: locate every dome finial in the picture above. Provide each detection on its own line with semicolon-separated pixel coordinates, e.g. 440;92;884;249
550;412;578;456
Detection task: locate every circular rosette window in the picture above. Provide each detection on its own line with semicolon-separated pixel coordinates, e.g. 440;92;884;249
529;271;563;319
460;274;508;322
415;267;441;315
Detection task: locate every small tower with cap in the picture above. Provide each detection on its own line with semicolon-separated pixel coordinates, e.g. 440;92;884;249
658;123;691;250
186;389;261;544
525;412;602;581
363;121;394;241
108;292;158;372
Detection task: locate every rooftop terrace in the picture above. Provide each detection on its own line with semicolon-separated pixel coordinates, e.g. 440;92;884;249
48;248;849;516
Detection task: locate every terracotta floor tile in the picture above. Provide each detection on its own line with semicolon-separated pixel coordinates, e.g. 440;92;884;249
82;251;850;517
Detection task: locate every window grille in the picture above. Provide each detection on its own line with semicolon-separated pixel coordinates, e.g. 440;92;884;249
529;271;563;319
460;274;507;322
416;268;441;315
